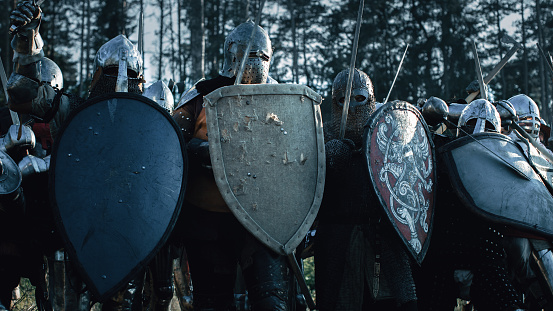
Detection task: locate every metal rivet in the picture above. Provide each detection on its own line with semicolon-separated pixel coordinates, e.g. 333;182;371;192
67;153;72;157
101;275;107;279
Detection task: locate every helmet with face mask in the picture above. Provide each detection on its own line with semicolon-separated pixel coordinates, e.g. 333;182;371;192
89;34;144;98
328;68;376;145
220;21;272;84
457;99;501;137
507;94;540;139
143;80;174;114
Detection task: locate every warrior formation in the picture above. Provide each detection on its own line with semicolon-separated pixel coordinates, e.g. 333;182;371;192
1;1;553;311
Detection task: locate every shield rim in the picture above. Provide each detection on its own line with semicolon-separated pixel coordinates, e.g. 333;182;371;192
49;92;188;301
204;84;325;255
438;132;553;239
363;101;437;265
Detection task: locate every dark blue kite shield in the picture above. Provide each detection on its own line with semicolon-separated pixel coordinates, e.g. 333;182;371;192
363;101;437;265
50;92;187;301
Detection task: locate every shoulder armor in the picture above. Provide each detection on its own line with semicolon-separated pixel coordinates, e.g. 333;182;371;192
176;88;200;110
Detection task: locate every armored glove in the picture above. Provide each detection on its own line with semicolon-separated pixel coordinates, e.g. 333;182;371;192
465;80;488;95
18;154;49;178
187;137;211;168
1;124;36;158
10;1;43;56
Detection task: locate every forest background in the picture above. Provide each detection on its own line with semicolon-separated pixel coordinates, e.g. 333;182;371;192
0;0;552;122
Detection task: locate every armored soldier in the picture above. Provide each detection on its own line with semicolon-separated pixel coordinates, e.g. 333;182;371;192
416;98;525;310
171;21;293;311
6;2;156;310
314;68;418;311
0;55;63;311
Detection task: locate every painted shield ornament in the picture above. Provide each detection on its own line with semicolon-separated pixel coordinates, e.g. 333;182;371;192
363;101;436;265
439;132;553;238
204;84;325;255
50;93;187;301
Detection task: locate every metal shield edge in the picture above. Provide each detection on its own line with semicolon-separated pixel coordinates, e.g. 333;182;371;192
438;132;553;239
204;84;325;255
363;101;437;265
49;92;188;301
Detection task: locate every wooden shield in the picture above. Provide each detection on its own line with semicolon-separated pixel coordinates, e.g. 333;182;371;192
204;84;325;255
363;101;436;265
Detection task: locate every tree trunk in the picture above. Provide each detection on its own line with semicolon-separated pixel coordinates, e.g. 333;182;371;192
535;0;550;123
288;0;298;84
521;0;529;94
177;0;184;83
79;0;86;96
158;0;164;79
86;0;91;84
190;0;205;80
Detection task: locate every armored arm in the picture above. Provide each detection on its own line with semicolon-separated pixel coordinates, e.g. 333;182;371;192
7;1;44;113
187;137;211;168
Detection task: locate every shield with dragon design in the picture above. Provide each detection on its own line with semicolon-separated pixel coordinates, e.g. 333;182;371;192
363;101;436;265
204;84;325;255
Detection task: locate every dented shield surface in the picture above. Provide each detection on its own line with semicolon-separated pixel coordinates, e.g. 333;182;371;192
439;133;553;238
204;84;325;255
363;101;436;265
50;93;187;301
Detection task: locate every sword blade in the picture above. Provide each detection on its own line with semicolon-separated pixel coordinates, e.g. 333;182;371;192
472;41;487;101
383;44;409;105
234;0;267;85
537;43;553;76
339;0;365;139
483;42;521;85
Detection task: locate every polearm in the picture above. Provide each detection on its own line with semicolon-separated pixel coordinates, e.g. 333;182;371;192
339;0;364;139
472;41;488;101
234;0;267;85
382;44;409;105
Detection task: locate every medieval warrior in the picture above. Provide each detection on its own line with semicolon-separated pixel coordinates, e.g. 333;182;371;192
6;1;179;310
416;98;526;310
314;68;418;311
171;21;293;311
